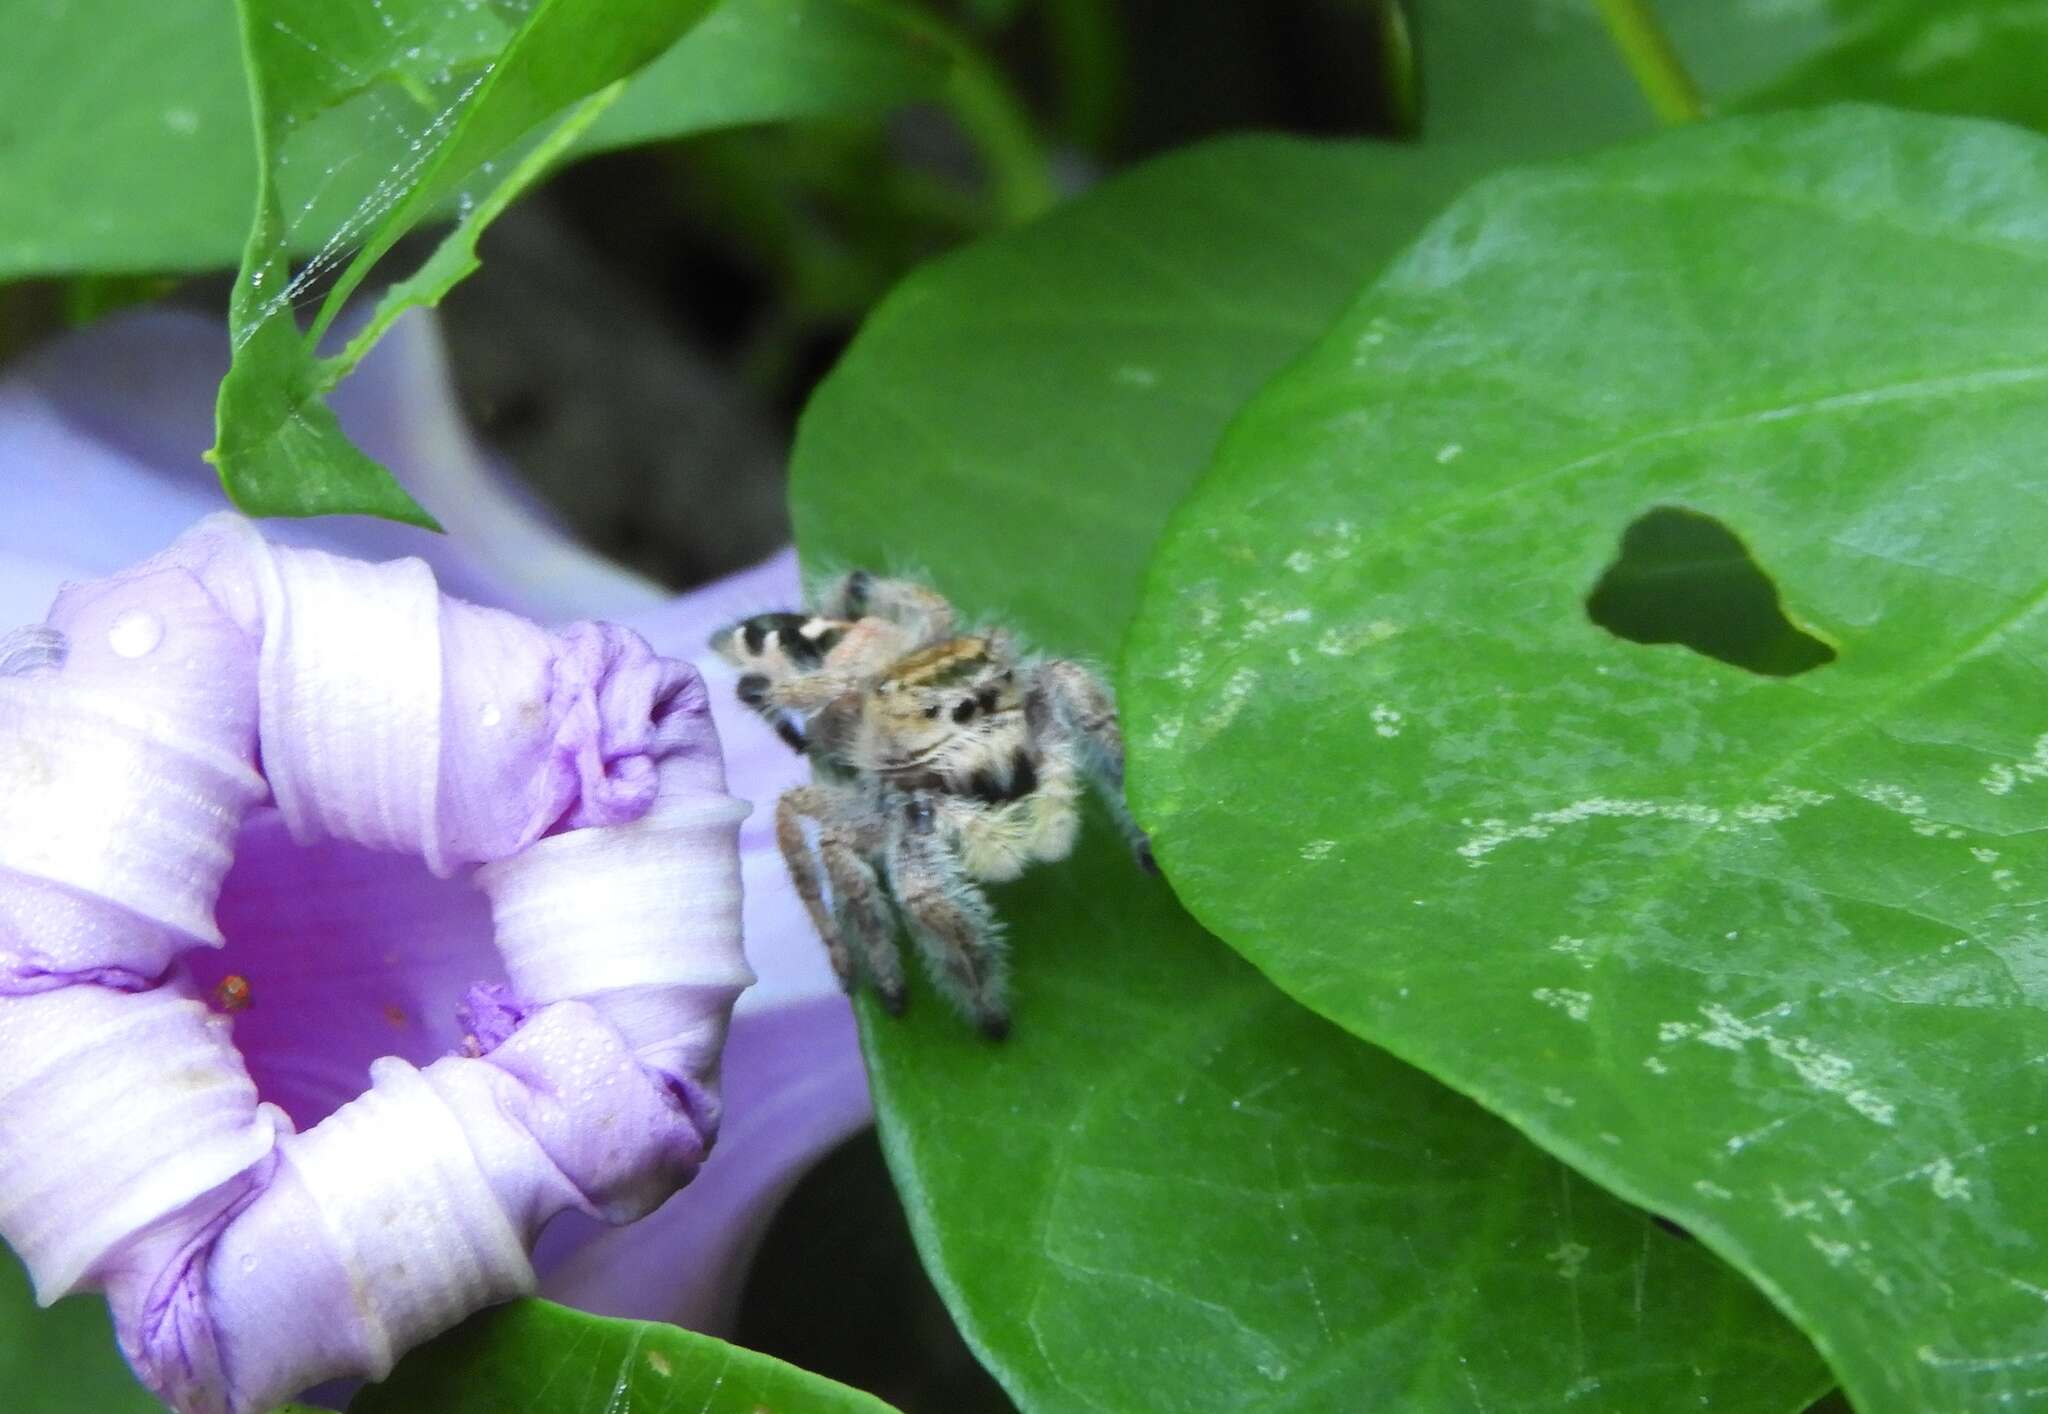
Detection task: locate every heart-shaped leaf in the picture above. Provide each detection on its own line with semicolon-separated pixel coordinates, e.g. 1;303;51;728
1125;105;2048;1412
788;133;1827;1412
349;1298;895;1413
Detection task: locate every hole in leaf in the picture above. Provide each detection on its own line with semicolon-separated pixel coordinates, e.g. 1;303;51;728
1586;507;1836;677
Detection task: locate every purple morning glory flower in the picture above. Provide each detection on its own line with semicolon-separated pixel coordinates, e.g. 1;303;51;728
0;309;873;1410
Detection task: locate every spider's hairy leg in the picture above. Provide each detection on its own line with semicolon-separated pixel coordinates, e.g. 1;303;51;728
819;829;907;1015
727;674;810;755
775;787;859;991
710;610;858;753
1031;658;1158;873
888;797;1011;1039
821;570;957;646
736;671;864;763
733;677;808;754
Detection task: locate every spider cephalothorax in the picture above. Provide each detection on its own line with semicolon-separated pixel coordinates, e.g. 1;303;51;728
710;571;1152;1038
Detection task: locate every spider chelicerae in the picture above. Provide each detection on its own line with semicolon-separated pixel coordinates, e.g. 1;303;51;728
711;571;1153;1038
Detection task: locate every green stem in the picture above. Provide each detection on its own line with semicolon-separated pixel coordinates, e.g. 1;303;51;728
1593;0;1704;125
941;30;1057;224
1045;0;1124;151
877;1;1055;226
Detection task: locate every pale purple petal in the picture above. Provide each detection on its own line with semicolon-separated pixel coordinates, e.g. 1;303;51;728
0;520;747;1413
0;307;874;1356
0;977;281;1301
535;993;871;1331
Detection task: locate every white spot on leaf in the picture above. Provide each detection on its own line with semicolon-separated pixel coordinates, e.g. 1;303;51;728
1772;1188;1818;1220
1196;666;1261;739
1668;1004;1895;1127
1532;987;1592;1022
1808;1233;1854;1265
1315;619;1400;658
1983;733;2048;795
1456;787;1833;864
1922;1156;1973;1202
1546;1241;1590;1279
1855;782;1928;817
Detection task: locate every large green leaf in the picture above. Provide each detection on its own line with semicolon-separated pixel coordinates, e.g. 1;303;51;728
349;1299;896;1413
0;0;942;282
789;135;1827;1412
1125;105;2048;1412
0;0;254;280
0;1249;159;1413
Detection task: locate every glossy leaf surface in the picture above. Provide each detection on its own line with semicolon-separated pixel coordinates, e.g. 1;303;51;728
350;1298;896;1413
788;135;1827;1413
1751;0;2048;133
0;0;941;281
576;0;946;156
0;0;254;280
1126;106;2048;1413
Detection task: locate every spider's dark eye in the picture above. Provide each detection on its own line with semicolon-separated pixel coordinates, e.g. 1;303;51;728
923;704;941;719
952;698;977;723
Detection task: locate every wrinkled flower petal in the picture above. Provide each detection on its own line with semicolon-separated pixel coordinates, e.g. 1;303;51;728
622;548;836;1014
0;307;872;1351
533;992;869;1331
0;516;749;1413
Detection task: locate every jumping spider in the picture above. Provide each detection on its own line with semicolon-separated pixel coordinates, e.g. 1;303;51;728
710;571;1153;1038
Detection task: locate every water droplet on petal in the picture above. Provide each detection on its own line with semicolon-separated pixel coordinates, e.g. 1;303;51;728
108;610;163;659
